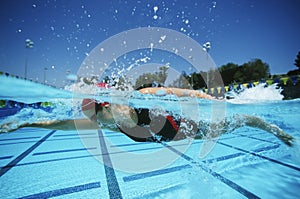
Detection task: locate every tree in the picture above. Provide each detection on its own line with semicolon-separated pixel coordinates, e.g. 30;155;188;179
294;51;300;69
219;63;239;85
134;66;168;88
244;59;269;81
135;73;156;88
157;66;168;84
82;76;99;85
233;70;244;83
114;76;133;91
169;71;191;89
287;51;300;76
188;72;206;89
233;59;269;83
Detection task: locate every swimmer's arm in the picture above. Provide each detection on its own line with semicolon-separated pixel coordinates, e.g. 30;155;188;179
27;119;122;132
205;115;294;146
139;87;214;99
24;119;100;131
237;115;295;146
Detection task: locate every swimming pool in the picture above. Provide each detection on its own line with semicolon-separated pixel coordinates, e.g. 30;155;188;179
0;75;299;198
1;0;300;198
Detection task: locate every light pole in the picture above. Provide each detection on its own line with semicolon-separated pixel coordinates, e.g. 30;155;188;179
203;42;211;90
25;39;34;79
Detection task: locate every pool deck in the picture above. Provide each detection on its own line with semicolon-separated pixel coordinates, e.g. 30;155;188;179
0;127;299;198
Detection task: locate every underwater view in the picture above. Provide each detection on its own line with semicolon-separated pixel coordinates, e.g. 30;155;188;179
1;0;300;198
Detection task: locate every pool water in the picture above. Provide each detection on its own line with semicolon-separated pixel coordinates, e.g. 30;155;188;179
0;76;300;198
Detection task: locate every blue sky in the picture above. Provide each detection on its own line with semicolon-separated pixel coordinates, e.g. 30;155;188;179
0;0;299;87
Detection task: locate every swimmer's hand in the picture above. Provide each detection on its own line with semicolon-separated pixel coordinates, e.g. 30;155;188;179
0;122;29;133
268;124;295;146
0;119;101;133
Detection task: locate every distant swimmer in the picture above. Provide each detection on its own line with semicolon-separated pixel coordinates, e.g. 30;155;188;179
138;87;214;99
0;85;295;146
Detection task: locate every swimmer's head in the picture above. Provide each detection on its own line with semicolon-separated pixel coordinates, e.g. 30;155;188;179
82;99;138;128
95;103;138;128
95;102;115;124
81;82;113;122
81;99;111;121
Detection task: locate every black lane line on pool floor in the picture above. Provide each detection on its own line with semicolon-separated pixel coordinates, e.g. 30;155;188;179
132;184;184;199
122;144;281;183
32;147;97;156
123;164;192;182
0;136;41;142
53;132;96;137
20;181;101;199
160;142;260;199
0;130;56;177
217;141;300;172
97;130;123;199
8;144;165;168
0;155;13;160
232;132;279;145
10;145;164;168
0;135;101;146
203;144;280;164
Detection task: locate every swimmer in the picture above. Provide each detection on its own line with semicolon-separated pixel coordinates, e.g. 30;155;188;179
138;87;214;99
0;91;294;146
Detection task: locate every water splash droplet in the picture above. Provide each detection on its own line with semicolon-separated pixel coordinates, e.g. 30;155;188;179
212;1;217;8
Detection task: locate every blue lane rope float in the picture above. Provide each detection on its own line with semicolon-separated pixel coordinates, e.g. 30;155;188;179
0;100;54;110
0;71;57;110
0;101;55;118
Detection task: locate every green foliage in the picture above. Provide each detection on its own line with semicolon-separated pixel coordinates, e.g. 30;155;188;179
223;59;270;84
157;66;168;83
134;66;168;88
182;59;270;90
294;51;300;69
287;51;300;76
82;76;99;85
103;76;111;83
287;69;300;76
114;76;133;90
187;72;206;89
219;63;239;85
99;58;278;91
169;71;191;89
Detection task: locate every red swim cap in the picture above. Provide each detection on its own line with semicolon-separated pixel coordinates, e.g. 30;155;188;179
99;101;110;107
96;82;110;89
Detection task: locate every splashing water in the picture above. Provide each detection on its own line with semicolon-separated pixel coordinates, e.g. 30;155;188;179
227;83;284;104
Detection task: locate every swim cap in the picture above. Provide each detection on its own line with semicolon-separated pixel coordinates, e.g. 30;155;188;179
99;101;110;107
96;82;110;89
